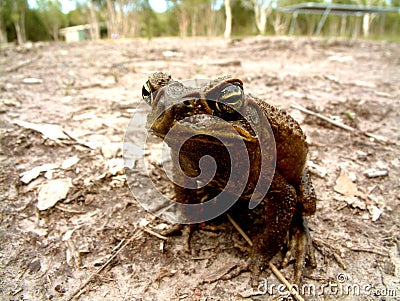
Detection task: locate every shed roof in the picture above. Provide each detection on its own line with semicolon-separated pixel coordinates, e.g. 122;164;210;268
59;24;92;34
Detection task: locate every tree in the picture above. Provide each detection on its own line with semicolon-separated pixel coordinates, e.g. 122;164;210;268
356;0;384;37
67;3;90;26
166;0;223;37
229;0;256;35
252;0;273;34
140;0;162;38
25;9;48;41
37;0;66;40
105;0;117;37
224;0;232;37
270;9;290;35
0;0;7;43
8;0;28;44
88;0;100;39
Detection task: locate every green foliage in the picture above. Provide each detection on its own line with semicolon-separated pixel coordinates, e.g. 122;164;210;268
67;3;90;26
1;0;28;43
139;0;163;38
25;9;49;41
159;8;180;36
230;0;257;36
36;0;67;40
1;0;399;42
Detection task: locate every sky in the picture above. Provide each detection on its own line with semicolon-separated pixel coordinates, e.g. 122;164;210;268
28;0;169;14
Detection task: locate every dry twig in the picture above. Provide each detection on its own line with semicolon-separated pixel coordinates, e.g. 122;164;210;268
333;253;347;270
268;262;305;301
349;247;388;257
5;58;36;72
202;263;238;283
226;213;253;247
143;227;168;240
65;230;143;301
291;103;389;143
55;204;87;214
227;214;304;301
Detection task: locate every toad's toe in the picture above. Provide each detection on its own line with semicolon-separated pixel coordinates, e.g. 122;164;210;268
281;213;316;284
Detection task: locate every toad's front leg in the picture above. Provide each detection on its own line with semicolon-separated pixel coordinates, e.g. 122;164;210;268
162;160;218;252
281;169;317;284
248;171;297;286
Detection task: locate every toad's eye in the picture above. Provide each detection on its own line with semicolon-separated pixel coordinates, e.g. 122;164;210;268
142;81;153;105
216;84;244;114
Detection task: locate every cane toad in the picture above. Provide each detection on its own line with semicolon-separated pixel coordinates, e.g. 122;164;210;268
142;72;317;284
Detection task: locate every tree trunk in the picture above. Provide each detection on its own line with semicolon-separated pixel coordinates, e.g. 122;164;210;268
191;11;197;36
207;1;216;36
179;6;189;38
224;0;232;38
0;25;6;45
272;13;289;35
14;22;24;45
330;17;339;36
362;13;370;37
340;15;347;36
253;0;272;35
89;0;100;40
116;0;127;37
106;0;117;38
353;16;361;39
0;1;6;44
20;9;26;42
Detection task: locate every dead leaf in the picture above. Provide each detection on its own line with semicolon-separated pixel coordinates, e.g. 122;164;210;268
13;119;97;149
139;218;150;227
20;163;58;184
62;226;81;241
18;219;48;237
37;178;72;211
72;112;97;121
44;169;54;179
106;158;124;175
367;204;383;222
334;172;366;199
335;195;366;210
101;142;122;159
13;119;69;140
62;156;80;169
307;160;327;178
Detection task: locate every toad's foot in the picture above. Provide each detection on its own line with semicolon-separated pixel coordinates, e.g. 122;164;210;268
161;224;192;252
218;255;269;287
217;259;273;288
281;213;316;284
161;223;218;253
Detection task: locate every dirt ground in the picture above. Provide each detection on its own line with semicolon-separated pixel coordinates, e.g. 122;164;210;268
0;37;399;301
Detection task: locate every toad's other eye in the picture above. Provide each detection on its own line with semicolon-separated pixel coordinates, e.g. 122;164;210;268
216;84;244;114
142;81;153;105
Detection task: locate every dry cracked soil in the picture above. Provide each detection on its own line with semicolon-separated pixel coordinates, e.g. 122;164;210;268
0;37;399;301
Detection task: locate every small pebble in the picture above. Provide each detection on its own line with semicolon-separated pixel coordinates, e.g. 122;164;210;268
356;150;368;160
363;169;388;178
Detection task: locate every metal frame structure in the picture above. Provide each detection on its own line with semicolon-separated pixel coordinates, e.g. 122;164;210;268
278;2;400;36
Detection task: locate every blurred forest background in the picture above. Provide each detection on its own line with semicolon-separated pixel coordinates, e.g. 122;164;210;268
1;0;399;44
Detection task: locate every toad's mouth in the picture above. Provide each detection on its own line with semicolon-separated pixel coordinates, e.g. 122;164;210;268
147;102;258;148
